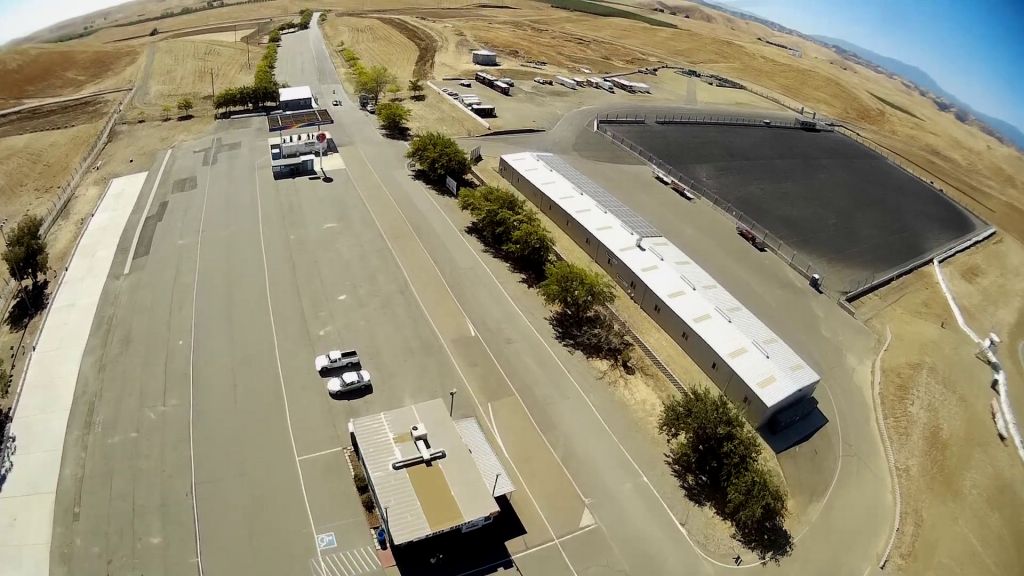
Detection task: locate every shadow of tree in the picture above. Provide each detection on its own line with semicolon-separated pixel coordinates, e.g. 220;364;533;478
548;308;631;362
4;280;49;332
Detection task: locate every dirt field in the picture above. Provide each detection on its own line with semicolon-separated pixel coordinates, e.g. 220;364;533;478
857;235;1024;575
136;37;265;117
0;44;140;103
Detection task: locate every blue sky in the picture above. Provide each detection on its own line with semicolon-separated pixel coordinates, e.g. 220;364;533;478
717;0;1024;131
0;0;128;44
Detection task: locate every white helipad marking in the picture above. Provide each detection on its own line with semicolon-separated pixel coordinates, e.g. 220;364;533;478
337;294;347;300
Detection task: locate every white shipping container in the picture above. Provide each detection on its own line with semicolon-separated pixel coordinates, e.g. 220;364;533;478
555;76;577;90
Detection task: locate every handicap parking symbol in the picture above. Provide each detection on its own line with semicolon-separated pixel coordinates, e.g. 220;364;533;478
316;532;337;550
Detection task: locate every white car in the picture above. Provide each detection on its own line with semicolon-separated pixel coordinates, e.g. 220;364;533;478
327;370;372;395
315;349;359;375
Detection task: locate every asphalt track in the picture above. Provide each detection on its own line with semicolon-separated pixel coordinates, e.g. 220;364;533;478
47;16;893;576
604;123;986;291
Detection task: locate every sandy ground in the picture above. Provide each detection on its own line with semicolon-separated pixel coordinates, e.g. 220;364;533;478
0;44;140;102
136;38;265;118
857;234;1024;576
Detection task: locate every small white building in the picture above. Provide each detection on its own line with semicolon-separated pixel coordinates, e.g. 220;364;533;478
278;85;314;111
350;399;514;546
471;49;498;66
498;153;819;426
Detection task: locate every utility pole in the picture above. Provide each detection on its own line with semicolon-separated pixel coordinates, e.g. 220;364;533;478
210;70;215;100
449;389;457;417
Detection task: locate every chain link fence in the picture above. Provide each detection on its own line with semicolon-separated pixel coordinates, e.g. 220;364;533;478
0;89;133;317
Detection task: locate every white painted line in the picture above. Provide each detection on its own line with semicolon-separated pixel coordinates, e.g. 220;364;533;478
339;551;356;574
345;550;362;572
351;548;369;572
254;160;327;576
187;140;215;576
512;523;598;559
466;318;475;336
346;153;578;576
363;546;380;567
310;558;326;576
124;148;173;275
328;554;348;576
298;446;343;461
426;81;490;129
357;547;375;568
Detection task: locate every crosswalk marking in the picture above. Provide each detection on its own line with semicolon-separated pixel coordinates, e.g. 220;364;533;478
311;546;380;576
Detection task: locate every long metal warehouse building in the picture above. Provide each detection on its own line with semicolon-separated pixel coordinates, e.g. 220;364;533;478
499;152;819;426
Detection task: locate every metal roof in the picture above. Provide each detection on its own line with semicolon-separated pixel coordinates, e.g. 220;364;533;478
537;155;662;238
278;85;313;101
267;109;333;132
500;152;819;408
350;399;511;545
454;418;514;498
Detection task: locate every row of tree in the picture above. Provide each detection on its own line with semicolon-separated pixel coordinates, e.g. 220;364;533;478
404;132;631;363
213;42;279;112
659;388;792;561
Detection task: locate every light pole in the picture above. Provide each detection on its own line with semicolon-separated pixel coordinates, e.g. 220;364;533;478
449;389;457;417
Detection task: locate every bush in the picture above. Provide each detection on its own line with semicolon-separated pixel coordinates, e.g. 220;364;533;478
359;492;375;513
660;387;792;561
353;467;369;493
457;185;553;276
176;96;194;116
268;29;281;43
298;8;313;30
538;261;615;319
376;102;410;137
405;131;470;183
2;214;48;283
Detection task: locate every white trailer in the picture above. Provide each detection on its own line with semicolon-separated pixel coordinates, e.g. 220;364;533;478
555;76;577;90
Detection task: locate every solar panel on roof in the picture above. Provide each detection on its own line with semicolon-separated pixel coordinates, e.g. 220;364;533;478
267;109;334;132
538;155;662;238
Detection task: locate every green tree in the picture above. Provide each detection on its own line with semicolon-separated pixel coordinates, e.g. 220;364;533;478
538;261;615;319
176;96;194;116
355;65;397;105
269;29;281;43
457;185;553;275
407;77;424;100
2;214;49;283
659;387;792;562
376;101;410;137
161;104;172;120
405;131;470;183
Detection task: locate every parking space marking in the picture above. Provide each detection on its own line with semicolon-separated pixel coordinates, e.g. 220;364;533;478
309;545;382;575
299;446;343;461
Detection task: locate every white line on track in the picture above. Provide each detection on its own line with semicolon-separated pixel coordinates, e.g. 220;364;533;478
345;156;579;576
254;159;327;576
187;140;214;576
298;446;343;460
125;147;172;275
